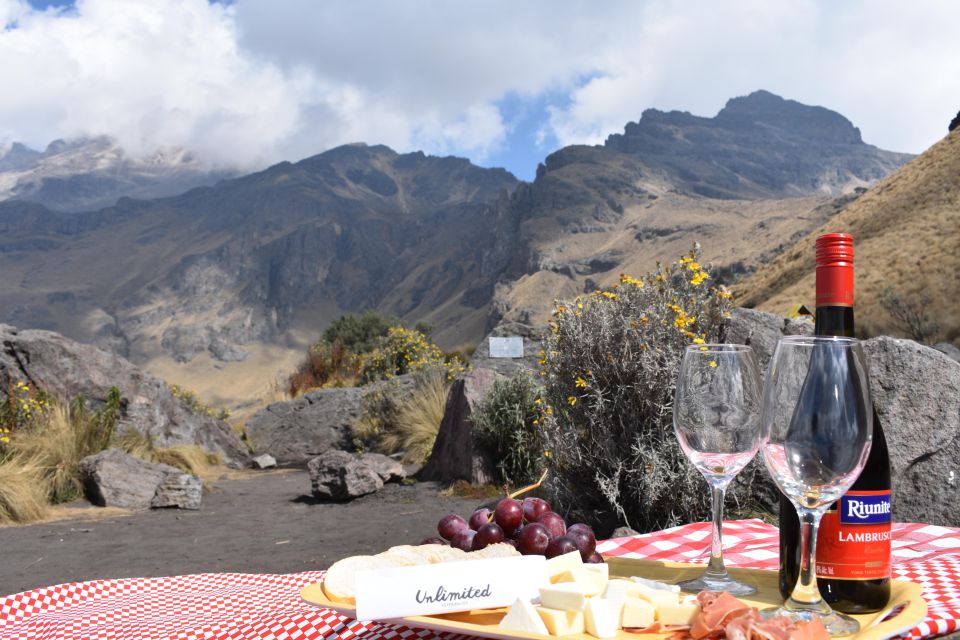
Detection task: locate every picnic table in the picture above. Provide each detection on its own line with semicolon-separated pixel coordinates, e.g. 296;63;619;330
1;520;957;639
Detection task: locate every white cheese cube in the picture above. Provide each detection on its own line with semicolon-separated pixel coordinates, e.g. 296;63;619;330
630;575;681;593
582;562;609;579
498;598;550;636
585;597;619;638
621;597;656;629
539;582;588;611
546;551;583;583
537;606;585;636
632;585;679;608
552;565;607;597
602;578;633;601
657;600;700;626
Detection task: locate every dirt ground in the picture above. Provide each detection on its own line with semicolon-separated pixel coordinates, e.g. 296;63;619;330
0;469;482;597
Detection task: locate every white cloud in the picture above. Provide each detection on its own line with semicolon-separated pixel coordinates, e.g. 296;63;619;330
0;0;958;173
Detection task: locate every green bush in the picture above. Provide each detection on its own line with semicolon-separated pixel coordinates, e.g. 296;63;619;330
359;326;465;385
472;374;546;488
323;311;398;354
538;247;756;535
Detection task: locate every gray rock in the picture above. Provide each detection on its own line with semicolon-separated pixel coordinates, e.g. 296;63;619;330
79;448;201;510
469;322;547;378
359;452;405;483
151;473;202;510
250;454;277;469
308;450;383;500
611;526;640;539
863;337;960;526
244;386;364;464
934;342;960;363
724;307;813;368
420;367;499;485
0;325;247;467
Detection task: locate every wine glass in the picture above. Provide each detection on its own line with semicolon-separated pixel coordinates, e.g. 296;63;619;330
760;335;873;636
673;344;763;596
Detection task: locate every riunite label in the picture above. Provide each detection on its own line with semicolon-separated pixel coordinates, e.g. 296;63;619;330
816;490;892;580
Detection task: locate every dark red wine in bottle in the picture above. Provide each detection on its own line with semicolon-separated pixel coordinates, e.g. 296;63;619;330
778;233;891;613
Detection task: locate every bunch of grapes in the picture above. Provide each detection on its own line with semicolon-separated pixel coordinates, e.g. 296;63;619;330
422;497;601;562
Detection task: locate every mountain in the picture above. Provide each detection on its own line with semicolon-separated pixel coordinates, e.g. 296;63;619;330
736;128;960;342
0;91;913;410
0;137;232;211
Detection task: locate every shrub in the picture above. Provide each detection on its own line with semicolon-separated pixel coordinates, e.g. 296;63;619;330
879;289;942;344
359;326;465;384
472;374;546;487
323;311;397;354
286;338;362;397
355;368;449;464
538;247;748;535
0;459;49;524
169;384;231;420
0;381;51;449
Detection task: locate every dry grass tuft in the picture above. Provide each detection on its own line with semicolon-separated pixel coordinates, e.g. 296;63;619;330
114;430;221;481
7;404;86;503
0;460;50;524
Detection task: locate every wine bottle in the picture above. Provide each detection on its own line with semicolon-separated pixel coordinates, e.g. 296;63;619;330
778;232;891;613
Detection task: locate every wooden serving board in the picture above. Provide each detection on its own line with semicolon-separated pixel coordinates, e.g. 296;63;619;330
300;558;926;640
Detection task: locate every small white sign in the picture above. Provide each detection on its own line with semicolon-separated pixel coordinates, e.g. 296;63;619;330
489;336;524;358
355;555;547;621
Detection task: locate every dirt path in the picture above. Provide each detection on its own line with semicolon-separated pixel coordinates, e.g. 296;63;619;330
0;469;482;596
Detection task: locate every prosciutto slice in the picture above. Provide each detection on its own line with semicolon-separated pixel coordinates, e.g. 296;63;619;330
688;592;830;640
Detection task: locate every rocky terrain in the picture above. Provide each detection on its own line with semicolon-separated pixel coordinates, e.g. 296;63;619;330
0;137;231;212
0;91;916;410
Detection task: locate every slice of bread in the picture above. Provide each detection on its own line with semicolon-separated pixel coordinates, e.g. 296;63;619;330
322;554;404;605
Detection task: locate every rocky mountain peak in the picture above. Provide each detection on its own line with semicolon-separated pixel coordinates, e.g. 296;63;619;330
715;89;862;144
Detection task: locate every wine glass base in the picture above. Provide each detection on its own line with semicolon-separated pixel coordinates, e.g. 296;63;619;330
677;573;757;596
760;605;860;636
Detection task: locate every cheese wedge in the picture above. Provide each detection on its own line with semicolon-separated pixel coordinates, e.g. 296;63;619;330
546;550;582;583
658;599;701;625
537;606;585;635
499;598;550;636
539;582;589;611
552;565;607;596
621;597;656;629
585;597;619;638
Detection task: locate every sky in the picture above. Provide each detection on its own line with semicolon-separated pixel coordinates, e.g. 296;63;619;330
2;1;959;181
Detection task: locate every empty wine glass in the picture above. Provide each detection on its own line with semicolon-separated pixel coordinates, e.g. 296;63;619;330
673;344;763;596
760;335;873;636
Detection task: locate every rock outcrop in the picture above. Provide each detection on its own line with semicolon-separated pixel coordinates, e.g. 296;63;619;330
723;307;814;368
420;368;499;485
469;322;546;378
0;325;247;467
307;450;384;501
79;448;202;510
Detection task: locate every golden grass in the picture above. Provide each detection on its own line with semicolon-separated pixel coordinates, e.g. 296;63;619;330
7;404;88;504
114;430;222;481
0;459;50;524
382;370;449;465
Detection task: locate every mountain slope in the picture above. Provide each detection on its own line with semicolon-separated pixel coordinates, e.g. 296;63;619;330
736;128;960;342
0;137;231;211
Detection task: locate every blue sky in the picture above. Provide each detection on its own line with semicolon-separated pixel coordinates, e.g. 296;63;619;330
4;1;960;181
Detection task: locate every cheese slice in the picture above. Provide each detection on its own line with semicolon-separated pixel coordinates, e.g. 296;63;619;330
602;578;632;600
537;606;585;636
657;599;700;626
630;575;680;593
631;584;680;608
551;565;607;597
621;597;656;629
499;598;550;636
584;597;619;638
583;562;609;579
546;550;583;583
539;581;589;611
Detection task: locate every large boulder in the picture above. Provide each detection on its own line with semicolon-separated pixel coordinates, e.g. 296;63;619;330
244;374;418;464
0;324;247;467
419;367;499;485
723;308;813;368
359;452;406;483
79;448;202;510
469;322;546;377
863;337;960;526
308;450;383;500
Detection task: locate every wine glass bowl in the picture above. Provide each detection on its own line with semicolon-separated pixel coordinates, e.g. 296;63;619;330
760;335;873;635
673;343;762;596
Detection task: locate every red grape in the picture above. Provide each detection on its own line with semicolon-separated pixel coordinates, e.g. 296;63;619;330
566;528;596;561
522;497;551;523
545;535;579;559
450;528;476;551
472;522;505;550
517;522;551;555
494;498;524;535
537;512;567;539
587;551;604;564
437;514;469;540
420;537;446;545
469;508;492;531
502;538;518;549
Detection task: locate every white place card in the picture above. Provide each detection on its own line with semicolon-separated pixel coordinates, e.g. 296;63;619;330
489;336;524;358
355;555;547;621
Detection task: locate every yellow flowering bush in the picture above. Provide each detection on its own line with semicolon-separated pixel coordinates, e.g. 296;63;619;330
538;246;755;535
0;381;50;448
359;326;465;384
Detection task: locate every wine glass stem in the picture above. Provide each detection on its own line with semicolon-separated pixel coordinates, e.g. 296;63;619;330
705;482;729;578
788;507;826;609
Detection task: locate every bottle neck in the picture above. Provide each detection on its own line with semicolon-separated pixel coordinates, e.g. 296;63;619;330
814;305;855;338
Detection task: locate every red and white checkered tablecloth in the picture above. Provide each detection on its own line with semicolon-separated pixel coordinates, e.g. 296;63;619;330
0;520;957;640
